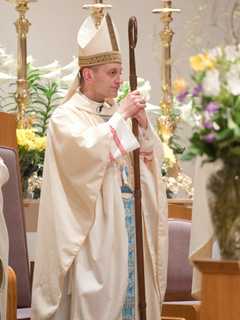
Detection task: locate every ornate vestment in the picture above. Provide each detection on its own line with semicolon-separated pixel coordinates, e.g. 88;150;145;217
0;158;9;320
32;92;168;320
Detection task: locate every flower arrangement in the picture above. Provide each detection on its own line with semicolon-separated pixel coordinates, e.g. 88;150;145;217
177;44;240;259
176;45;240;163
17;128;46;197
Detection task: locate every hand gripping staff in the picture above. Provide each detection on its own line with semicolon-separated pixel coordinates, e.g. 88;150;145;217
128;16;147;320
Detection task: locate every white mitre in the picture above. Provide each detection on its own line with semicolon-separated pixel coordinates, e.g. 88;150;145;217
78;13;121;68
64;12;122;102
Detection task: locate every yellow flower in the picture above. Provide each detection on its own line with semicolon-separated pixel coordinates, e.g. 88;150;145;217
190;53;215;72
17;129;46;151
17;129;35;149
173;78;188;95
34;136;46;151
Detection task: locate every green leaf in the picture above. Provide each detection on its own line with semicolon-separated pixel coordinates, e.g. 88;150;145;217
181;145;201;161
216;128;233;141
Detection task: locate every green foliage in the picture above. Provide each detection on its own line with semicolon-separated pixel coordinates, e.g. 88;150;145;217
116;81;129;103
0;64;63;135
168;135;185;155
28;79;62;136
18;145;44;179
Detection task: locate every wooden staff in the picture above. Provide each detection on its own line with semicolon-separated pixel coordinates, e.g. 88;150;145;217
128;16;147;320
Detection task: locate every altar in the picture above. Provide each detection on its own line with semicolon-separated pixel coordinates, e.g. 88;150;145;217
194;259;240;320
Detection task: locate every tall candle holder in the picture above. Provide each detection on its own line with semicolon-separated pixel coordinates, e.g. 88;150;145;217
6;0;36;128
153;0;180;142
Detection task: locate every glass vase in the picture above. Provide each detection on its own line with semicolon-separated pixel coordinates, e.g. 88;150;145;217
207;159;240;260
22;176;33;199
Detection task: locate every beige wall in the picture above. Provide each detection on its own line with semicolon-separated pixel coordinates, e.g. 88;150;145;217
0;0;237;177
0;0;236;103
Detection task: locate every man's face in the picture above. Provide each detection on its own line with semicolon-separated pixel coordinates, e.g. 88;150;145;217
89;63;123;101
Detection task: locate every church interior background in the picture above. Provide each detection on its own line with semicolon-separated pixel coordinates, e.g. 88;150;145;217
0;0;238;179
1;0;240;319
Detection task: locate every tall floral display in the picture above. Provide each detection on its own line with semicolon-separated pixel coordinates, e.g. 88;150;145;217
179;45;240;259
181;46;240;162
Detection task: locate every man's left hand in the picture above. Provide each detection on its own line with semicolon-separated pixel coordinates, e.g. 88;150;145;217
134;109;148;129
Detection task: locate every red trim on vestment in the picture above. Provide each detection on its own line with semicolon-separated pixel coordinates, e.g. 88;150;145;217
110;126;127;157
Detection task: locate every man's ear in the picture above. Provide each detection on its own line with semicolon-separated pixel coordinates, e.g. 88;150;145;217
82;68;94;82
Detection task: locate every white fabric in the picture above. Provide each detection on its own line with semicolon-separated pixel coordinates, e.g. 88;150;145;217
32;92;168;320
189;158;221;298
0;157;9;320
108;112;139;160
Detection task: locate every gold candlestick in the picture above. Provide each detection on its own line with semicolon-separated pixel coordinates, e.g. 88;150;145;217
83;0;112;28
153;1;180;141
6;0;35;128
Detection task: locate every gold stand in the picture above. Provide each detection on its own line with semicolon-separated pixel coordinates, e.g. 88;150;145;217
83;0;112;28
6;0;33;128
152;1;180;143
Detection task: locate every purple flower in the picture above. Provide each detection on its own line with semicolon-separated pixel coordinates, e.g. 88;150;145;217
205;102;219;114
192;84;203;97
204;120;214;129
203;133;216;143
177;90;188;103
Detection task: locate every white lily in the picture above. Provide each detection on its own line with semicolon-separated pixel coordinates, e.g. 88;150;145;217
41;69;61;80
0;47;7;56
137;80;151;101
146;103;160;115
224;45;240;62
27;55;34;64
36;60;60;72
208;47;222;59
226;64;240;95
202;69;221;96
1;56;17;73
0;72;16;83
61;57;78;73
60;71;78;85
58;88;68;96
0;54;11;65
179;100;195;125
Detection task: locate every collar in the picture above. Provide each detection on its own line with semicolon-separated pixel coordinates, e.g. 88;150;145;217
68;91;116;116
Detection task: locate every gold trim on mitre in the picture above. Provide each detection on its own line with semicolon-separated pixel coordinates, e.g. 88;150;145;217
78;51;121;68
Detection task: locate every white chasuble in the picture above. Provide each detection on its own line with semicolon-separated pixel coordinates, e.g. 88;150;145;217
32;92;168;320
0;158;9;320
